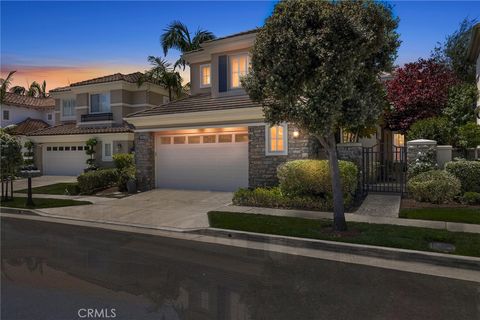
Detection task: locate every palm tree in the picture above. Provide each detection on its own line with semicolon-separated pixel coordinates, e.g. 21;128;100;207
8;80;48;98
139;56;183;101
160;20;215;69
9;85;26;95
0;70;16;103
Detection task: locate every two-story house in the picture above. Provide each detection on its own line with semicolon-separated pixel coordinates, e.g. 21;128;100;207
27;72;170;175
126;30;316;191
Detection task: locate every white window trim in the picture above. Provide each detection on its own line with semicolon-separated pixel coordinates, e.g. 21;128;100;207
60;98;76;120
102;140;113;161
90;92;111;114
3;110;10;120
265;123;288;156
199;63;211;88
228;53;249;90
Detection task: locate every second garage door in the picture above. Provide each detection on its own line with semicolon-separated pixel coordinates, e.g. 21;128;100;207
155;132;249;191
43;144;89;176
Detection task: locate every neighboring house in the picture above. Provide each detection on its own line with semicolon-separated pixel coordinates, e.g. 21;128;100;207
1;92;55;129
126;30;318;192
27;72;170;176
467;22;480;125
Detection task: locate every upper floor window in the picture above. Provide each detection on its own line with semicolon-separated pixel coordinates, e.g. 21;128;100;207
266;124;288;156
2;110;9;120
90;93;110;113
200;64;211;88
230;54;248;89
62;98;76;118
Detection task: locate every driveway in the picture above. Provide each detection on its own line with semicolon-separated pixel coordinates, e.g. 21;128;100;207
13;176;77;191
38;189;233;230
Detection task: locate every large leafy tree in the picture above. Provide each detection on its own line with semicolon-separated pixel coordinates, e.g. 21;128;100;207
139;56;183;101
243;0;399;231
432;18;477;83
385;58;458;133
160;20;216;69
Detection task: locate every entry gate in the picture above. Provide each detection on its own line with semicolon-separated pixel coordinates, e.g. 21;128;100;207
362;144;407;194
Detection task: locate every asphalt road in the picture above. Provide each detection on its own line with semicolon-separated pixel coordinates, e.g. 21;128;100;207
1;218;479;320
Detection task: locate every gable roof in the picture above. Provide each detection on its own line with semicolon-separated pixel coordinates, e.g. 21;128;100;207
27;122;133;136
2;92;55;110
10;118;50;135
127;93;260;118
49;72;153;93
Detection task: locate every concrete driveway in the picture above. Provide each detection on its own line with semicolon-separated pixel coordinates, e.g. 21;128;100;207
38;189;233;230
13;176;77;191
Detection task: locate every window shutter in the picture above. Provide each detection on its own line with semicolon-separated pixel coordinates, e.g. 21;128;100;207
218;55;227;92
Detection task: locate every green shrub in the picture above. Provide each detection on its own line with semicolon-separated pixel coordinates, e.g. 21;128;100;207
77;168;118;194
445;160;480;192
113;153;135;192
277;160;358;197
457;122;480;149
232;187;352;211
407;117;454;145
407;170;461;204
461;192;480;205
443;83;478;126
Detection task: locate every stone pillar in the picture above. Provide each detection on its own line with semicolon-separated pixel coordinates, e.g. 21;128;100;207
406;139;437;167
336;143;363;197
134;132;155;191
436;145;452;169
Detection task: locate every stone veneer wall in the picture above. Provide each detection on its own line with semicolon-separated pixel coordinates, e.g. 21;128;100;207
134;132;155;191
248;125;313;187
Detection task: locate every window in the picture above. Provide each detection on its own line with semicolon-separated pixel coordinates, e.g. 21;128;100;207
160;136;171;144
102;141;112;161
47;147;52;151
188;136;201;144
393;133;405;147
393;132;405;161
62;99;76;118
218;134;232;143
77;146;83;151
47;113;53;121
59;146;64;151
230;54;248;89
2;110;9;120
52;147;58;151
65;146;70;151
173;136;186;144
71;146;77;151
200;64;211;88
202;135;216;143
266;124;288;155
235;133;248;143
90;93;110;113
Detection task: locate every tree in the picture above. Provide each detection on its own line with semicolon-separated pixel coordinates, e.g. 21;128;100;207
385;58;458;133
443;83;478;126
9;80;48;98
432;18;477;83
0;129;23;200
242;0;399;231
0;70;16;103
139;56;183;101
160;20;215;69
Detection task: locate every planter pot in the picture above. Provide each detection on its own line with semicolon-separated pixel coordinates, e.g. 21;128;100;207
126;179;137;194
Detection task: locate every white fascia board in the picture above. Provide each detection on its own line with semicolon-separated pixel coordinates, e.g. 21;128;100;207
28;132;134;144
124;107;264;129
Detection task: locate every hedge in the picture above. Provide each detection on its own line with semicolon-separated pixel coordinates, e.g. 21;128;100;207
407;170;461;204
445;160;480;193
277;159;358;197
77;168;119;194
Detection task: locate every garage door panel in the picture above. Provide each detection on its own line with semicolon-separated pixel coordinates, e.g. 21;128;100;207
44;144;88;176
156;138;248;191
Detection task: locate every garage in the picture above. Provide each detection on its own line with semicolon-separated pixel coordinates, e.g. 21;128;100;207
43;143;89;176
155;130;249;191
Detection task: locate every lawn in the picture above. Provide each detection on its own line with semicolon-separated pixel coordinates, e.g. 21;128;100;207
400;207;480;225
207;211;480;257
17;183;79;195
0;197;91;209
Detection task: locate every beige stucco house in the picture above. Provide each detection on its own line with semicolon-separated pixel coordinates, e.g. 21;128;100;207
27;72;170;175
467;22;480;125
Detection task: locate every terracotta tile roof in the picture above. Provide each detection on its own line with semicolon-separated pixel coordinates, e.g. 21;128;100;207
127;93;260;118
49;72;153;93
11;118;50;135
2;92;54;109
27;122;133;136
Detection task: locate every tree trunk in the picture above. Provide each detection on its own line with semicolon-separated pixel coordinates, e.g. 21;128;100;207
315;133;347;231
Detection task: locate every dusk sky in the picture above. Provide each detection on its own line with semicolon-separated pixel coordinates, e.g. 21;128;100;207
1;1;479;91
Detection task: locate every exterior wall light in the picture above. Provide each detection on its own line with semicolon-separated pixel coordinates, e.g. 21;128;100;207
293;129;300;138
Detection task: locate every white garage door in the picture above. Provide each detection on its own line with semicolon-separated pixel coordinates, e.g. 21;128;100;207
155;132;249;191
44;144;89;176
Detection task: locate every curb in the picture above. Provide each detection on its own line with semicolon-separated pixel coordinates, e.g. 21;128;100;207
0;207;41;216
194;227;480;271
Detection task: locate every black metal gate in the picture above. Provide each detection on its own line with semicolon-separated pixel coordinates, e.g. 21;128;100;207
362;144;407;194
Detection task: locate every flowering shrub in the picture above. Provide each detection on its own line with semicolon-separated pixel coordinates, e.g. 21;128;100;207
408;149;438;177
407;170;461;204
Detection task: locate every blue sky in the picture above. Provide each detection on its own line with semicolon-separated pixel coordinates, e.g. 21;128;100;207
1;1;479;89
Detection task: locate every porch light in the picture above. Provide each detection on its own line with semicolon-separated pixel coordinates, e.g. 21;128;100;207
292;129;300;138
